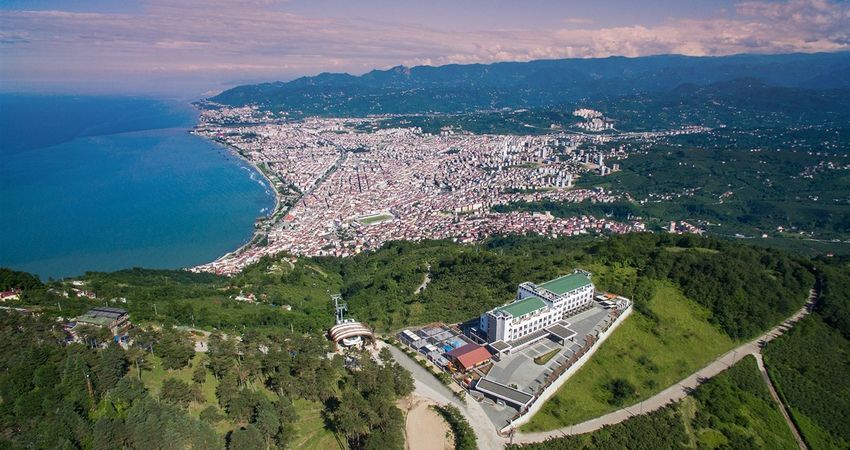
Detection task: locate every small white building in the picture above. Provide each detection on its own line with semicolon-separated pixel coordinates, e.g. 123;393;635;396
480;270;594;345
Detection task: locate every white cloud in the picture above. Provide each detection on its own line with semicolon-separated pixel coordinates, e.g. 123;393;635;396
1;0;848;93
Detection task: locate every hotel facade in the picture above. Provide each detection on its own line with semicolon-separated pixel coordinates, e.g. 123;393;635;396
480;270;594;345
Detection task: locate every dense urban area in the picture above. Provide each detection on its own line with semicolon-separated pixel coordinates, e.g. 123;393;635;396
3;52;850;450
191;107;706;274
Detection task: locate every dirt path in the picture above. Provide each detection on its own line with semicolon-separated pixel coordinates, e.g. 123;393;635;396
512;289;817;445
754;353;808;450
414;264;432;294
401;395;452;450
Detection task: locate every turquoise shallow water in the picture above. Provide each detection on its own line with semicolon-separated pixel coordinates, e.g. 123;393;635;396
0;95;274;279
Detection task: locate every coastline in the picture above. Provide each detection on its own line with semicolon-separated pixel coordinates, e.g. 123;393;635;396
1;96;274;279
187;125;286;269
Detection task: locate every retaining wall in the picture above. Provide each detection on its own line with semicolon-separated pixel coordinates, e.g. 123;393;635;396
500;303;634;433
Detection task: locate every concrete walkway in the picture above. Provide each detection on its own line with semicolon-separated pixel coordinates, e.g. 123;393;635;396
512;289;817;446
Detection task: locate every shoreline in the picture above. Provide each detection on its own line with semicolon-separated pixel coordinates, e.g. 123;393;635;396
1;97;275;280
187;124;288;269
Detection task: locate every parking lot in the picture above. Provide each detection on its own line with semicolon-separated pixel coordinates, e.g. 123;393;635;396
477;304;613;427
398;303;622;430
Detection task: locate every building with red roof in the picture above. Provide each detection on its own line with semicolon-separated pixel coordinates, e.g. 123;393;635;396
446;343;492;371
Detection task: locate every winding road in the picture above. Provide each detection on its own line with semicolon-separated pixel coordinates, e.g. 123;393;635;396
393;289;817;449
512;288;817;446
386;345;507;450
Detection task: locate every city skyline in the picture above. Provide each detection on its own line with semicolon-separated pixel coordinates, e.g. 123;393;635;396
2;0;849;95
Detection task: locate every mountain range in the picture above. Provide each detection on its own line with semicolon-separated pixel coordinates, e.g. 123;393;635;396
210;52;850;117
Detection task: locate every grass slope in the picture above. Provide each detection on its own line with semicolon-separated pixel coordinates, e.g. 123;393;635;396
523;282;735;431
511;356;797;449
688;356;797;449
290;398;345;450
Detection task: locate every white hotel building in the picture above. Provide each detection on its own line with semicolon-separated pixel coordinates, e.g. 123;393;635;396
479;270;594;350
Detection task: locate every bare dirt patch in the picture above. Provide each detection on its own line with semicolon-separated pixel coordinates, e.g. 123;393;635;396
400;395;453;450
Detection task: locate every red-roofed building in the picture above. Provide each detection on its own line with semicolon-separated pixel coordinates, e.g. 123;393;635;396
0;289;21;302
446;343;492;372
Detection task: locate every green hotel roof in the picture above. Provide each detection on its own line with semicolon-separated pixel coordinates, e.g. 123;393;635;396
539;272;592;295
497;296;546;318
76;315;114;327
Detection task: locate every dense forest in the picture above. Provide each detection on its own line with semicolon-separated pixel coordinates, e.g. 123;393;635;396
333;233;806;339
4;233;812;340
0;233;823;449
327;233;812;340
508;356;797;449
0;311;413;449
763;259;850;449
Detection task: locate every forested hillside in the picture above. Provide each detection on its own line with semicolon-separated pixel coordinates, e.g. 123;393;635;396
0;311;413;449
0;233;818;449
326;234;812;339
209;53;850;117
5;234;812;339
763;259;850;449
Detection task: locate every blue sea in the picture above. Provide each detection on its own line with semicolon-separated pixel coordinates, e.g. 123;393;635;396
0;94;275;279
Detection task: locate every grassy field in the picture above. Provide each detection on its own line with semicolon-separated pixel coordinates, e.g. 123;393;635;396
289;398;345;450
522;282;736;431
358;213;394;225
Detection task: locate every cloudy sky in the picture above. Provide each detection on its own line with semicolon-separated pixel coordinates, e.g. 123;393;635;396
1;0;849;95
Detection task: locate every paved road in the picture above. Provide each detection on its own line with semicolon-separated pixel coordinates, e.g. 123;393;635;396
386;344;507;450
512;289;817;445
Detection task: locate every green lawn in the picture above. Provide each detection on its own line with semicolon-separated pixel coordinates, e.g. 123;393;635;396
359;213;394;225
523;282;736;431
